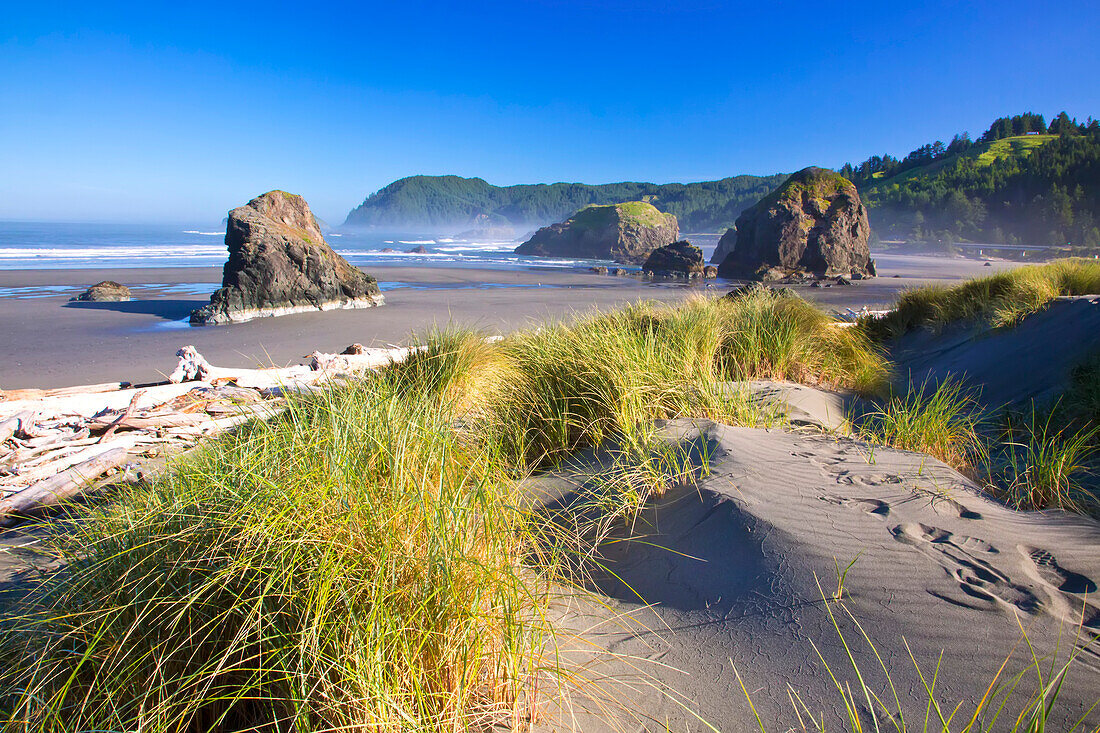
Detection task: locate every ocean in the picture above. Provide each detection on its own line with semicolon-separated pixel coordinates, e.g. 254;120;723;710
0;221;720;272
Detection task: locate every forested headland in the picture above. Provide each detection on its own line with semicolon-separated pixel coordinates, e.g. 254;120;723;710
843;112;1100;248
344;112;1099;249
343;174;788;232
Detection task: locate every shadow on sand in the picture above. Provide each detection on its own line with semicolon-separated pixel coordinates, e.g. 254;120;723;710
63;299;205;321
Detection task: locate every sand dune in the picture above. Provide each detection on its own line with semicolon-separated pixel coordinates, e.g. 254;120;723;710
891;295;1100;409
537;417;1100;731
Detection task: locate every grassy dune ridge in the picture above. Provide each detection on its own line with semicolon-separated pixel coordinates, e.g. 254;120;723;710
0;270;1097;731
865;258;1100;338
0;289;882;732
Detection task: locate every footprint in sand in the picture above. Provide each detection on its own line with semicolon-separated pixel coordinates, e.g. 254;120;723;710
891;523;1039;614
920;492;982;520
819;494;891;518
834;471;905;487
1018;546;1097;595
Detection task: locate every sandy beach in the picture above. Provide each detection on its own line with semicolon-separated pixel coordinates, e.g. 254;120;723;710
0;254;1018;390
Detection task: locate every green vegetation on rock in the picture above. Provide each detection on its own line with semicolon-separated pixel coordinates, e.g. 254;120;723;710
570;201;670;229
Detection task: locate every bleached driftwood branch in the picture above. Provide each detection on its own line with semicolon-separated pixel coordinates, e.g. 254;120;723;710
0;340;417;525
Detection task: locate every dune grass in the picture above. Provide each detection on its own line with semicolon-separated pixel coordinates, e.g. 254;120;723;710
856;378;986;472
989;356;1100;512
853;358;1099;513
0;376;550;732
864;258;1100;339
0;285;1093;730
0;290;890;732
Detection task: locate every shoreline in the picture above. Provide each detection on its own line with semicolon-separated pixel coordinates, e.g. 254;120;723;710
0;255;1020;390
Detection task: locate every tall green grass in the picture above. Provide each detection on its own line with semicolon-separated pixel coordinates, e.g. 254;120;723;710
854;366;1099;513
3;287;1091;731
0;377;548;731
0;291;888;732
856;379;986;472
499;290;886;467
865;259;1100;339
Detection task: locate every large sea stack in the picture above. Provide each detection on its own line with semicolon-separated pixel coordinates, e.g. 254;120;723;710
190;191;383;325
514;202;678;264
716;167;873;280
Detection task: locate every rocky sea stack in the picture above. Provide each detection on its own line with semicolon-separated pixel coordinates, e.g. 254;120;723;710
71;281;131;302
190;191;383;325
514;202;678;264
716;167;873;281
642;240;705;277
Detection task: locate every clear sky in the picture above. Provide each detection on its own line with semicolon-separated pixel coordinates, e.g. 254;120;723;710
2;0;1098;224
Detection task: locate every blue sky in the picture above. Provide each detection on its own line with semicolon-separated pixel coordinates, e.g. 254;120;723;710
2;0;1098;224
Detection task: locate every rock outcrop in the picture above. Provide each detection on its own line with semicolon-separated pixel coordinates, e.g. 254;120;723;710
190;191;383;325
71;281;131;302
710;228;737;264
642;241;704;277
514;202;678;264
716;167;873;280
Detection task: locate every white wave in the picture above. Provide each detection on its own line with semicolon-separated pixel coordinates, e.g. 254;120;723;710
337;250;450;259
0;245;226;259
182;230;223;236
328;233;342;237
433;243;517;253
397;240;435;245
436;238;455;243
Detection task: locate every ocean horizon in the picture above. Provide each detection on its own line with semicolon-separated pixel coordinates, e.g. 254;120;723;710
0;220;720;271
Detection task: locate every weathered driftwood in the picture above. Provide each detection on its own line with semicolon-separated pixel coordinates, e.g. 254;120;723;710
0;382;213;421
307;347;413;373
87;412;213;433
0;382;130;403
99;390;145;441
0;447;131;526
0;342;422;526
3;437;137;488
0;411;43;442
169;345;318;389
1;431;95;467
0;411;38;443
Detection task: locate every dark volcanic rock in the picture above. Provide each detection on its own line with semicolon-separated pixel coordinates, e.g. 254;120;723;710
408;245;429;254
514;202;678;264
703;265;718;279
642;241;704;277
717;167;873;280
190;191;383;325
710;228;737;264
71;281;131;302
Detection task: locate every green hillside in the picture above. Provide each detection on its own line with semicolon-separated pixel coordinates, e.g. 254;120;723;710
343;173;789;232
844;113;1100;248
973;134;1056;165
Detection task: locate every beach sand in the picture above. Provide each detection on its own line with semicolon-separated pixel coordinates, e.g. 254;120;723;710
534;416;1100;731
0;254;1018;390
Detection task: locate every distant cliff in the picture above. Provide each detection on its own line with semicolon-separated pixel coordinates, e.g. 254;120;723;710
343;174;788;232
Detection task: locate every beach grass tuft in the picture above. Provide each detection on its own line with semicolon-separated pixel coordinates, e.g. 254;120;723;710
856;378;986;472
863;258;1100;339
0;377;551;731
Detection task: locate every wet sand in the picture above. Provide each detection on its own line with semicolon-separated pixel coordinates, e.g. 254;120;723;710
0;255;1019;390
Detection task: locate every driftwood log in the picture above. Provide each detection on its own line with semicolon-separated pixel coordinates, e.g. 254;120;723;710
0;341;418;526
0;447;131;526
